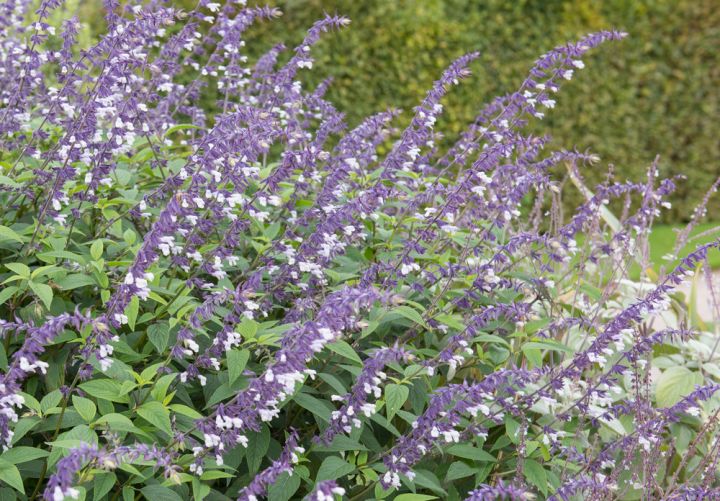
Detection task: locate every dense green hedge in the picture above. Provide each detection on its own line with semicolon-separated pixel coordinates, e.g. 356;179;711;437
240;0;720;222
76;0;720;221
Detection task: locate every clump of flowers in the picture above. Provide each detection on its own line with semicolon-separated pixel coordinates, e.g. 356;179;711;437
0;1;718;500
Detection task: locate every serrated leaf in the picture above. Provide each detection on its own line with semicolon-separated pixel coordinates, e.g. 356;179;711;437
385;384;409;421
137;401;172;435
228;349;249;384
72;396;96;422
316;456;355;482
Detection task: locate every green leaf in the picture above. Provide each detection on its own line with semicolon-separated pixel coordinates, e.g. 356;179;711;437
446;444;496;462
505;416;521;444
4;263;29;278
72;396;96;422
90;240;104;260
656;366;704;407
140;485;182;501
394;495;438;501
0;286;17;307
267;471;301;501
137;401;172;435
55;274;96;290
327;340;363;366
147;323;170;353
29;281;53;309
93;473;116;501
411;470;446;496
31;265;60;280
228;349;250;384
246;426;270;474
0;447;48;464
40;390;62;413
0;459;23;494
385;384;409;421
445;461;475;481
522;340;573;354
199;471;234;480
0;176;20;189
93;414;142;435
316;456;355;482
0;227;24;244
168;404;202;419
122;487;134;501
523;458;548;494
79;379;130;403
293;393;332;423
125;296;139;330
37;250;85;265
313;435;367;453
237;317;258;339
434;313;465;330
122;229;136;245
191;477;211;501
163;123;203;138
392;305;427;328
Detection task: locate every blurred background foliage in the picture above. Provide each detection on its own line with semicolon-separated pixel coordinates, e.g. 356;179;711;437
70;0;719;222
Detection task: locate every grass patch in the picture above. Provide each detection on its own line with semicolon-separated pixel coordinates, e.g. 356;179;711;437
633;222;720;279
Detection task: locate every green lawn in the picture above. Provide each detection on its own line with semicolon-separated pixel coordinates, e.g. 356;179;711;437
635;222;720;279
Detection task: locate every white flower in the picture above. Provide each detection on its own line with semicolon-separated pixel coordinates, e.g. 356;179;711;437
686;407;701;417
400;262;420;276
382;471;401;489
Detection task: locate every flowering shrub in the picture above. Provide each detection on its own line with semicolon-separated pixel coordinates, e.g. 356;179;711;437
0;1;719;500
